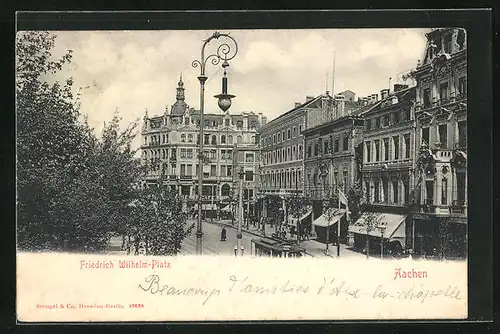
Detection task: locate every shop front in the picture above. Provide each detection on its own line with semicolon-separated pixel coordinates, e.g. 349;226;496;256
312;209;346;245
413;214;467;259
348;212;406;256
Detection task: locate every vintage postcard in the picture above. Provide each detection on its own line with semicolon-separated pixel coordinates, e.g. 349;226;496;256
16;27;468;322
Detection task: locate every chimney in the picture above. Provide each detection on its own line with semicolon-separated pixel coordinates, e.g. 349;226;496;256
295;102;301;108
372;93;378;103
335;94;345;117
306;96;315;102
394;84;409;92
380;89;390;100
362;97;369;106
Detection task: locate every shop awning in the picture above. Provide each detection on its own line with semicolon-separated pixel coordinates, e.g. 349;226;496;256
348;213;406;239
220;204;233;212
285;206;313;225
313;209;346;227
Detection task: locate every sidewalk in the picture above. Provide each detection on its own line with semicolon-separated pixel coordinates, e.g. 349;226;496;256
210;220;358;258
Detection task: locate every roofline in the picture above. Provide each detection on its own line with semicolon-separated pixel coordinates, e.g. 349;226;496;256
363;87;415;116
262;94;327;129
301;114;362;135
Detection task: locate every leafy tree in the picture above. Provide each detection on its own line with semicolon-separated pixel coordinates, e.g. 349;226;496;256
347;181;365;223
16;31;94;250
321;186;341;253
360;211;380;259
16;31;192;254
126;185;194;255
285;193;311;243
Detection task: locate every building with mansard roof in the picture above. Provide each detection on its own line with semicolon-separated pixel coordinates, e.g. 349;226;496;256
141;75;267;219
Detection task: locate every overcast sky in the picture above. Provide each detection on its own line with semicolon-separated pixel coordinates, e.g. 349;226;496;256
47;29;429;148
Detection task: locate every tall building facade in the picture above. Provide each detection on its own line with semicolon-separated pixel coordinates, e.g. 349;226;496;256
411;28;467;258
303;92;377;238
356;85;416;253
141;76;266;218
259;94;337;224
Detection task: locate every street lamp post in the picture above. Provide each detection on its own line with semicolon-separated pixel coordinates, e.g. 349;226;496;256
379;225;386;259
237;167;245;256
192;32;238;255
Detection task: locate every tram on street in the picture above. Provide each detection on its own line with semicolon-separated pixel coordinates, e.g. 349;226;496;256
251;237;307;258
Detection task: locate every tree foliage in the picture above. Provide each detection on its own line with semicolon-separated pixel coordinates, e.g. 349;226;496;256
16;31;191;254
126;185;194;256
347;181;365;222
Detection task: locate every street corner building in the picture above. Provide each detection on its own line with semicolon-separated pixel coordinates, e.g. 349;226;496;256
140;75;266;220
348;28;467;259
411;28;467;259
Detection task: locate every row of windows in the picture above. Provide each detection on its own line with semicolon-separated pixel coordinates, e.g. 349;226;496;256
262;169;302;189
177;116;259;130
365;109;410;131
365;178;410;205
306;170;348;189
420;121;466;149
262;145;303;165
262;124;303;147
145;133;257;146
143;148;254;163
144;134;168;146
307;135;349;158
177;164;238;178
421;76;467;107
365;134;411;163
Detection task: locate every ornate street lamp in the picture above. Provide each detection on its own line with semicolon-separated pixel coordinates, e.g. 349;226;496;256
192;32;238;255
378;224;387;259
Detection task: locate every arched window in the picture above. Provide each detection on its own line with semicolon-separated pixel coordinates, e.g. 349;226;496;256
181;134;186;142
221;184;231;197
251;135;256;144
237;136;242;144
228;135;233;144
187;134;193;142
211;135;217;145
221;135;226;144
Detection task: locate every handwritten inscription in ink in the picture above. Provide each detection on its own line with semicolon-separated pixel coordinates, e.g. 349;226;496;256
138;274;462;306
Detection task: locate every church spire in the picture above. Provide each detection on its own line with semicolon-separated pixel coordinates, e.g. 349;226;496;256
176;73;185;101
